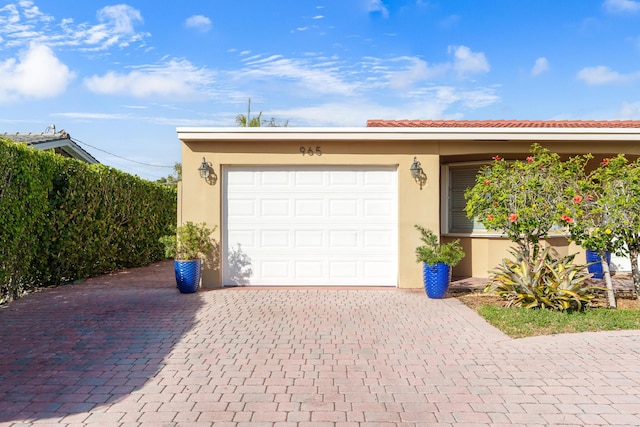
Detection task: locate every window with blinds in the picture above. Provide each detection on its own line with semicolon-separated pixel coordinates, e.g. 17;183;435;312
447;166;486;233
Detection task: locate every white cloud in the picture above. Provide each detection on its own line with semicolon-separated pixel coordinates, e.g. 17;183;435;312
312;15;324;19
603;0;640;13
386;46;489;89
79;4;145;49
577;66;621;84
0;2;149;51
97;5;142;34
20;0;51;21
368;0;389;18
0;43;75;103
84;59;215;99
531;57;549;76
271;86;498;126
185;15;212;32
388;58;448;89
576;65;640;84
450;46;490;76
398;85;500;109
239;55;361;95
439;15;460;28
618;101;640;118
52;112;131;120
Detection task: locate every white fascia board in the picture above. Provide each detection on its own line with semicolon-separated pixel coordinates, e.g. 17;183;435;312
31;139;99;164
177;126;640;142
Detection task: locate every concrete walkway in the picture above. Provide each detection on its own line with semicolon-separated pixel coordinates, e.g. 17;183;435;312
1;261;639;426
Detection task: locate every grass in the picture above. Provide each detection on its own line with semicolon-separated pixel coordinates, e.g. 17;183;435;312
454;286;640;338
476;304;640;338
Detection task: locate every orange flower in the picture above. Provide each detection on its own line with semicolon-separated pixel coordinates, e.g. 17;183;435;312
587;195;594;201
493;201;499;206
492;155;501;161
509;213;518;223
601;158;610;166
561;214;574;223
483;179;491;185
487;214;494;221
526;156;534;163
573;195;583;203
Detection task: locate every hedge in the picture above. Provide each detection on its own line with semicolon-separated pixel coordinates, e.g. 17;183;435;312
0;137;177;304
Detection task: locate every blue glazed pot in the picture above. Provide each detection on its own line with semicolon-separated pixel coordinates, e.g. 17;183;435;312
423;262;451;299
174;259;202;293
585;250;611;279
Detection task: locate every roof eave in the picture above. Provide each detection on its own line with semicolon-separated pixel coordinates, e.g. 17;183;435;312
28;139;99;164
177;126;640;142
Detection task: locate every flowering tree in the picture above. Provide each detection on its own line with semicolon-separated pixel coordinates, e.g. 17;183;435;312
465;144;590;264
563;154;640;306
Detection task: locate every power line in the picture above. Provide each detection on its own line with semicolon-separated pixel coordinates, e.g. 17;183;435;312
71;137;176;168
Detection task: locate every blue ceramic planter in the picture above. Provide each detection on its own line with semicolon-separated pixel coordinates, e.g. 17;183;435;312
585;250;611;279
423;262;451;299
174;259;202;293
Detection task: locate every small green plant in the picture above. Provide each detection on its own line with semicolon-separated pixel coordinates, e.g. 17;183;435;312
486;246;602;311
160;222;218;262
414;225;465;266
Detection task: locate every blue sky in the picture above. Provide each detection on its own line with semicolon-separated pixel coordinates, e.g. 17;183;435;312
1;0;640;180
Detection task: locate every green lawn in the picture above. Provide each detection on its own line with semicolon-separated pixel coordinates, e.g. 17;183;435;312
477;304;640;338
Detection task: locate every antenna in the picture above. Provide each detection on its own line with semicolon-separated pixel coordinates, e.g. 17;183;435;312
247;97;251;127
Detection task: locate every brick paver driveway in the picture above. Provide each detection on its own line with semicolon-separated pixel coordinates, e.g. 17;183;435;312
1;261;640;426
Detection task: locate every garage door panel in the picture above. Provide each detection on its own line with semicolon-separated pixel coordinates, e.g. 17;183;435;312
365;171;395;186
364;199;393;217
330;170;359;186
261;170;289;185
329;262;359;279
229;230;257;248
295;261;324;278
261;199;290;217
329;199;359;217
260;260;289;279
295;199;324;216
328;230;359;248
295;171;324;185
364;230;394;247
223;166;397;286
260;230;289;248
227;170;256;186
294;230;323;247
228;199;257;216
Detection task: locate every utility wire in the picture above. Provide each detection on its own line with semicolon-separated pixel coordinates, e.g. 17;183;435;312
71;137;175;168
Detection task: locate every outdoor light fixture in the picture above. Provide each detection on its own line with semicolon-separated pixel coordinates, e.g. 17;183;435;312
410;156;427;190
198;157;210;179
198;157;217;184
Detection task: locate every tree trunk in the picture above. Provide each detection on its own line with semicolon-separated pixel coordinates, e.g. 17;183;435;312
629;247;640;300
600;249;617;309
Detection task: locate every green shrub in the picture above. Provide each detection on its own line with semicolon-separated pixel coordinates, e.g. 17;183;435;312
414;224;465;266
160;222;218;262
485;246;601;311
0;137;177;304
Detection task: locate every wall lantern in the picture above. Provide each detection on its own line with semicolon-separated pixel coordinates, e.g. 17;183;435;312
410;156;427;190
198;157;217;185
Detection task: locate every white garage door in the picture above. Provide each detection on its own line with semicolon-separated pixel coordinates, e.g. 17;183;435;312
223;166;398;286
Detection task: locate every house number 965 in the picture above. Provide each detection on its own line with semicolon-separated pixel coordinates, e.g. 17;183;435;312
300;146;322;156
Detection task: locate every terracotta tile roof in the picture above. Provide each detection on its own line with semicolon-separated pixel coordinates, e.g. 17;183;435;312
366;119;640;128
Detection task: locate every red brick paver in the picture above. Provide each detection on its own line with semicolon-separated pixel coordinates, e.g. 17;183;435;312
1;261;640;426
